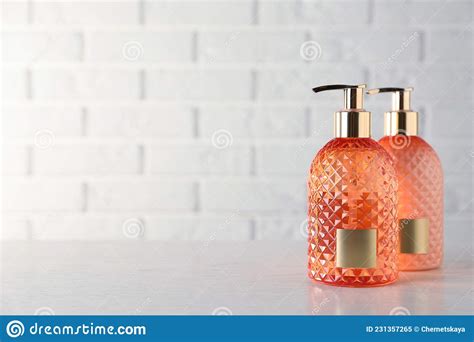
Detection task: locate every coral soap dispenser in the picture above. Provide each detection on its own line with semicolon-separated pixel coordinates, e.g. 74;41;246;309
368;87;443;271
307;84;399;287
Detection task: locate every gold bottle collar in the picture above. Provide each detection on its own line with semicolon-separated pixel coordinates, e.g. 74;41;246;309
335;111;371;138
384;111;418;136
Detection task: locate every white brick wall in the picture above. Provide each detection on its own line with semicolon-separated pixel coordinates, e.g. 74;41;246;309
200;180;306;213
87;180;196;211
146;69;253;101
199;105;308;139
1;68;28;100
86;31;193;63
148;144;252;175
198;30;307;63
33;144;142;175
32;1;141;26
3;180;83;211
144;1;254;26
1;0;472;242
2;31;83;62
3;106;83;137
32;68;141;100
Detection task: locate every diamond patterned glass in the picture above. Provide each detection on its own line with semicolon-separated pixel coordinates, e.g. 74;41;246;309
379;135;443;271
307;138;399;287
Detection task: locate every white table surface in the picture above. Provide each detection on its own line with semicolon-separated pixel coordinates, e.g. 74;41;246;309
1;241;472;315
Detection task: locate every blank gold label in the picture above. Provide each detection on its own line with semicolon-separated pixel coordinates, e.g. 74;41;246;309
336;229;377;268
399;218;429;254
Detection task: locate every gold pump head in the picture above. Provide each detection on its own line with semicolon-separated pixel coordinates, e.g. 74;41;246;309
367;87;418;136
312;84;370;138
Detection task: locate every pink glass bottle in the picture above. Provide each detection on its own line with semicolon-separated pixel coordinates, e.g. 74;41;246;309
307;84;399;287
368;87;443;271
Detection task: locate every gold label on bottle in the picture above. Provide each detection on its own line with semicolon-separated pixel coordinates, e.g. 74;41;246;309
399;218;429;254
336;229;377;268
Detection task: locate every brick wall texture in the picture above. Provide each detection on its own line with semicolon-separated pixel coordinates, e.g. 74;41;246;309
1;1;472;248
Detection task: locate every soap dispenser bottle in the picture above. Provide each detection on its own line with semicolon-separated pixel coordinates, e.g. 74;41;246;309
308;84;399;287
367;87;443;271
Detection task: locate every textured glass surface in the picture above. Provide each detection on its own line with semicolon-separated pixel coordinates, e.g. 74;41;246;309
307;138;399;287
379;135;443;271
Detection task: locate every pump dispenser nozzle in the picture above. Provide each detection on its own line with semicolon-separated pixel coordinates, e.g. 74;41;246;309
367;87;418;136
312;84;370;138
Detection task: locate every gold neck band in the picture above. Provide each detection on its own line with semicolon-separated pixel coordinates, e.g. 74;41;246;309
334;111;371;138
384;111;418;136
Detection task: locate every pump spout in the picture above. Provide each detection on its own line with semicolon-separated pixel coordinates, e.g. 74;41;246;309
313;84;367;111
367;87;413;111
312;84;370;138
367;87;418;136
